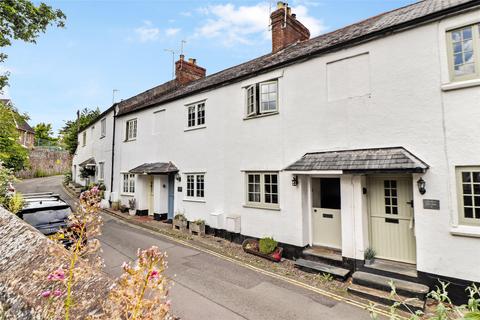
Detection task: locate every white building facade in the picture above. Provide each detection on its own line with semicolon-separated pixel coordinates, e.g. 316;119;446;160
73;0;480;302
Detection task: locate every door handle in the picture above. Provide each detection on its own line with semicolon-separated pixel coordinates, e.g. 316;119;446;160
406;200;414;208
314;209;317;212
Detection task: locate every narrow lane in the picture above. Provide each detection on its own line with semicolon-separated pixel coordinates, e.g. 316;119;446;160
15;176;373;320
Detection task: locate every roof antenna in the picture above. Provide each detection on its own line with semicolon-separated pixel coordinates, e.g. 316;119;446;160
164;48;177;79
180;39;187;55
268;0;273;31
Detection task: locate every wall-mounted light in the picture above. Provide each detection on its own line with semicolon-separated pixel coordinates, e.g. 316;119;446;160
417;177;426;195
175;173;181;182
292;175;298;186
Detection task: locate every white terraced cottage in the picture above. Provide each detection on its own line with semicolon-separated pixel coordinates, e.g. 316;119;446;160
72;0;480;303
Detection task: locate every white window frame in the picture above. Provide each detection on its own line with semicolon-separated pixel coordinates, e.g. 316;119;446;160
100;118;106;138
82;131;86;147
456;166;480;226
98;162;105;181
125;119;137;141
184;173;205;201
185;101;206;130
245;80;278;118
245;172;279;209
122;173;135;195
447;24;480;82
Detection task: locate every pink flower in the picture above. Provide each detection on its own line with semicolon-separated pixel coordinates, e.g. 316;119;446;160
41;290;51;298
149;270;159;280
47;268;65;281
53;289;63;297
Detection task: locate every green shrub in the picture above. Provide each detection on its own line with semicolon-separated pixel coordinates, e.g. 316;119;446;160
259;237;278;255
364;247;376;260
174;213;186;221
5;193;25;215
193;219;205;225
64;171;72;183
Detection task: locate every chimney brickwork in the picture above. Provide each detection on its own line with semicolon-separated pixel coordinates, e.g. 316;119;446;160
271;2;310;53
175;54;206;85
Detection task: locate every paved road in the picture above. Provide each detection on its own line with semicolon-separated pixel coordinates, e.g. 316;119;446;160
15;176;372;320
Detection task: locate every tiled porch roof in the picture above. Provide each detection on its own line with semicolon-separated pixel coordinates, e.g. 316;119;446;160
129;162;179;175
79;157;96;167
284;147;429;173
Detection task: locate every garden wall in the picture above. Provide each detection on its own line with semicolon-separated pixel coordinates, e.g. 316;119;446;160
0;206;111;319
16;148;72;179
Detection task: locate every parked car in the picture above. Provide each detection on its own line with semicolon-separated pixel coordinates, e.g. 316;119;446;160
18;192;73;245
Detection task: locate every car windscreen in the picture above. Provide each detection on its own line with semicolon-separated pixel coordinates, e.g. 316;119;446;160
22;207;72;227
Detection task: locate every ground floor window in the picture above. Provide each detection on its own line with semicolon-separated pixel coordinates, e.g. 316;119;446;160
122;173;135;194
456;167;480;225
246;172;279;209
185;173;205;200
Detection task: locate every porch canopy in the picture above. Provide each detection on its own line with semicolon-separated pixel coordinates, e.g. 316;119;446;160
129;162;178;175
79;157;96;168
284;147;429;174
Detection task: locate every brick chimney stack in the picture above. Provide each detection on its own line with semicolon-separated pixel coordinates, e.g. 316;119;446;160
175;54;206;85
270;2;310;53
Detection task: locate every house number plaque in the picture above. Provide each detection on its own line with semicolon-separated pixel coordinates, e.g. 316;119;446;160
423;199;440;210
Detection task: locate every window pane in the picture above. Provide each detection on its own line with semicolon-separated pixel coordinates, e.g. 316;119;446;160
463;183;472;194
247;174;261;203
473;172;480;182
464;196;473;206
462;172;471;182
465;207;474;218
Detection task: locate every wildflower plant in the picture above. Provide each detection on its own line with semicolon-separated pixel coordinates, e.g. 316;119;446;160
107;246;172;320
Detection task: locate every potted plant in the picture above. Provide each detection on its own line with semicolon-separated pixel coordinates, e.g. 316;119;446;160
119;204;128;213
242;237;283;262
173;213;188;232
128;198;136;216
189;219;205;236
364;247;376;265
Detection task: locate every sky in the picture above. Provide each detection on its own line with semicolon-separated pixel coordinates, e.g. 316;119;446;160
2;0;414;134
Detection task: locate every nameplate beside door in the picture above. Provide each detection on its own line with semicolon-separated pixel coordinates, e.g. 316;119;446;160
423;199;440;210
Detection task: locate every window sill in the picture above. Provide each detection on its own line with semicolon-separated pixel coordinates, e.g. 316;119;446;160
243;112;279;121
121;193;135;197
450;225;480;238
441;78;480;91
100;135;105;139
183;198;206;203
124;138;136;143
184;125;206;132
243;204;281;211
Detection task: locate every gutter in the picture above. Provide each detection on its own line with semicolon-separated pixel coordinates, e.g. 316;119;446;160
116;0;480;118
110;106;117;195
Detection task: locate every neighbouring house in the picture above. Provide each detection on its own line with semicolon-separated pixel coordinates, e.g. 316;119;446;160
1;99;35;149
72;0;480;303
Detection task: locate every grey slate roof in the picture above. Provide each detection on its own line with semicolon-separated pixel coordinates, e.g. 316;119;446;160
79;157;96;167
16;118;34;133
284;147;429;173
116;0;480;117
129;162;179;175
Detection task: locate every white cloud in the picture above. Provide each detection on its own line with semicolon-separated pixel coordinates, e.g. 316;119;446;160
134;20;161;43
165;28;181;37
195;3;325;47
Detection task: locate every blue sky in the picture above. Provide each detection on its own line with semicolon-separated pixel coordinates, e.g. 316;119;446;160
2;0;413;134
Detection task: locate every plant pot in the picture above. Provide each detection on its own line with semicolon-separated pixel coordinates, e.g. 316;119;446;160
242;239;283;262
365;259;374;266
111;201;120;211
128;209;136;216
189;222;205;236
173;218;187;232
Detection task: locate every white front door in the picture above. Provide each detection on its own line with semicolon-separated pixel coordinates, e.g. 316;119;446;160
312;178;342;249
368;176;416;264
148;176;154;216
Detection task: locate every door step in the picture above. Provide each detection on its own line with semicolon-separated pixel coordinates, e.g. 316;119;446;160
352;271;429;300
348;283;425;313
294;258;350;281
302;247;343;267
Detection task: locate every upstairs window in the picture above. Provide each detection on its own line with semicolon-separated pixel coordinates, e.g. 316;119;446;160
185;173;205;200
100;118;106;138
246;80;278;118
456;167;480;226
126;119;137;141
448;24;480;81
186;101;206;129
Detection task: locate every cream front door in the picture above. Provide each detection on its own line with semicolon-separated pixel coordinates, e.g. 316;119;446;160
368;176;416;264
312;178;342;249
148;176;154;216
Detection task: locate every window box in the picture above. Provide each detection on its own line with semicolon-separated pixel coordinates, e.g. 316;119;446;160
242;239;283;262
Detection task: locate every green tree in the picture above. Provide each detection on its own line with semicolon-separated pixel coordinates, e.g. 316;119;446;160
0;101;29;171
59;108;100;155
33;122;56;145
0;0;66;91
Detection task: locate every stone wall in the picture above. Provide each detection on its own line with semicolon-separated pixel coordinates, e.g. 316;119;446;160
0;207;111;319
16;148;72;179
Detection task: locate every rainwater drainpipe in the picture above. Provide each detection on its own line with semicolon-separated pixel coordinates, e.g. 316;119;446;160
109;105;117;197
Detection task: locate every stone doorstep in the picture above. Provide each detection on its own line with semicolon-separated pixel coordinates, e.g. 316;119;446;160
348;283;425;313
352;271;430;300
302;247;343;266
294;258;350;281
